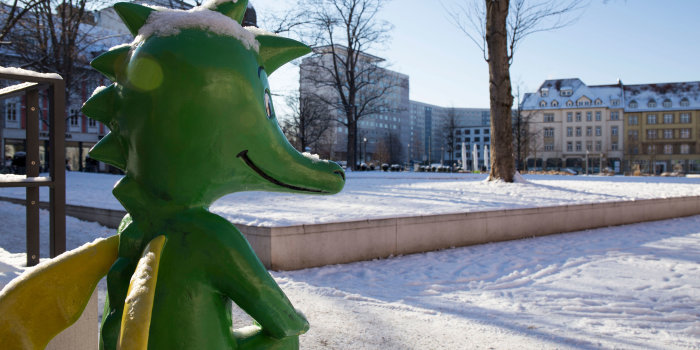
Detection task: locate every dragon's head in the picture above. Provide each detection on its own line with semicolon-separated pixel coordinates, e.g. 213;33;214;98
82;0;345;207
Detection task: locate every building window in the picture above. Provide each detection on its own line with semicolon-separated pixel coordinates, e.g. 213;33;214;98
663;99;672;108
540;88;549;97
575;112;581;122
567;112;573;122
595;126;602;136
567;127;573;137
647;114;657;124
680;98;690;107
464;129;470;135
5;102;18;122
576;127;582;137
456;130;462;135
663;129;673;139
544;128;554;137
539;100;547;107
561;89;573;97
595;98;602;105
611;126;618;136
680;113;691;123
456;137;461;143
680;144;690;154
586;141;592;151
628;130;639;141
663;114;674;124
610;112;620;121
611;99;620;106
628;115;638;125
586;126;592;136
475;129;480;135
629;100;638;108
647;144;656;154
567;142;573;152
70;115;79;126
88;118;97;128
552;100;559;107
680;128;691;139
611;142;619;151
595;141;602;151
544;143;554;151
647;129;658;140
544;113;554;122
586;112;592;121
648;100;657;108
475;137;480;142
484;137;490;142
576;141;582;152
595;111;601;121
566;100;573;107
664;144;673;154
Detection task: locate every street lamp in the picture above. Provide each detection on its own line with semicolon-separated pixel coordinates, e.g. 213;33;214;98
585;149;589;175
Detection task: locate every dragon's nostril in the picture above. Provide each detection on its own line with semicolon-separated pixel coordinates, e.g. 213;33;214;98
333;170;345;181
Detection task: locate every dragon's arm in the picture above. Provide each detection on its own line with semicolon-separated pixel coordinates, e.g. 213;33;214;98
200;212;308;339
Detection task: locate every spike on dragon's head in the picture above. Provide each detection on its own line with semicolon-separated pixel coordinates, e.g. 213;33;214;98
82;0;345;207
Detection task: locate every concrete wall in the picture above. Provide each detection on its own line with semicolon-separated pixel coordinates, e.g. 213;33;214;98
240;196;700;270
45;289;97;350
3;195;700;271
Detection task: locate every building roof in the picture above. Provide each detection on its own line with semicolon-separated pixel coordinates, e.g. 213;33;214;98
522;78;623;111
623;82;700;112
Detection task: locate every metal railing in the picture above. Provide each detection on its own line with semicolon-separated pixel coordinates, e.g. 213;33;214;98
0;69;66;266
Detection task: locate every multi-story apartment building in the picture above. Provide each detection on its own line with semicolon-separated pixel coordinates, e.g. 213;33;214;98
409;101;490;169
522;78;625;172
300;45;410;165
623;82;700;174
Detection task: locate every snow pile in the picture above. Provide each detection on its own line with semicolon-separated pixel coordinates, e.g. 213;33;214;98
0;66;62;80
0;175;50;183
134;5;259;52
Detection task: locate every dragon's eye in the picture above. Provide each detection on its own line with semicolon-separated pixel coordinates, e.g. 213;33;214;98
264;90;274;119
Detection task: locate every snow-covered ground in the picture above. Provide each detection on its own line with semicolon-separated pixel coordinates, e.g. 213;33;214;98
1;171;700;226
0;201;698;349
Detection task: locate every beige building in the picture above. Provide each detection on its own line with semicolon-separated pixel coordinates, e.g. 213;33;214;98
522;79;624;173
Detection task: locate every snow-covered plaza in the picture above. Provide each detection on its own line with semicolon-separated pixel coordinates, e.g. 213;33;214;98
1;172;699;348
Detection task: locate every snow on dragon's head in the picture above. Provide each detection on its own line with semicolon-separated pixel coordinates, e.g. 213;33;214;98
82;0;345;207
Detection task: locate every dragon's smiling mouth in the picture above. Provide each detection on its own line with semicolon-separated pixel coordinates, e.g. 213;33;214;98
237;150;329;194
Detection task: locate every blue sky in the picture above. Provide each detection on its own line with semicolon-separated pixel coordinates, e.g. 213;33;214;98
252;0;700;110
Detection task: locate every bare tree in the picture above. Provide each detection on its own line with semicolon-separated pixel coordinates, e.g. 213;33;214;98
298;0;396;170
512;86;532;171
280;93;333;153
446;0;585;182
0;0;43;42
8;0;129;100
441;107;459;168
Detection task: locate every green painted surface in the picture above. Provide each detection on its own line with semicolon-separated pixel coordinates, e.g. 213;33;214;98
82;1;345;348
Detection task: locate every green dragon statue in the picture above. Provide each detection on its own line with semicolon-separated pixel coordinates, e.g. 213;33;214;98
0;0;344;349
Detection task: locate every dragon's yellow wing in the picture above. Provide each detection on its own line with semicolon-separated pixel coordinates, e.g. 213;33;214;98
0;235;119;350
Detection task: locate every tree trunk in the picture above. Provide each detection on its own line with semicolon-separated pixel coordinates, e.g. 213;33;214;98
485;0;515;182
347;118;357;169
